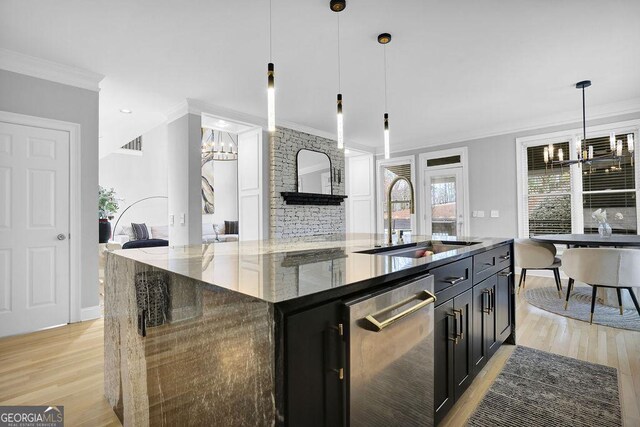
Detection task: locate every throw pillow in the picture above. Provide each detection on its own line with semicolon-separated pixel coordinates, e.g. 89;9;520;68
131;223;150;240
224;220;239;235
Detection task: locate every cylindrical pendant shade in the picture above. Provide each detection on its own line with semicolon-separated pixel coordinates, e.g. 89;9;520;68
267;63;275;133
337;93;344;149
384;113;390;159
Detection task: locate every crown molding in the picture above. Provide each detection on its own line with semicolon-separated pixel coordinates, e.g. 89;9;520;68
381;97;640;156
164;98;376;153
0;48;104;92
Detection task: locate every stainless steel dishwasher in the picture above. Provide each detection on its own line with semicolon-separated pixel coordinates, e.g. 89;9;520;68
345;273;435;427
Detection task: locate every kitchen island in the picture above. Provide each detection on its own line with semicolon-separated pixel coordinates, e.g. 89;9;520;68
104;234;514;426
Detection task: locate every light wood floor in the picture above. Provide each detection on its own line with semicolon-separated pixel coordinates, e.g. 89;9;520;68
1;275;638;427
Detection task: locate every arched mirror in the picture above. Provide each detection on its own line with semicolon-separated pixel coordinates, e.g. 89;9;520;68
297;149;332;195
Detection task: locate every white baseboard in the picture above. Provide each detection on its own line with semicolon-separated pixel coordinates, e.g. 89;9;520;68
80;305;102;321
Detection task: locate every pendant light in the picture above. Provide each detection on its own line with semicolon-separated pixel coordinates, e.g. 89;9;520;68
547;80;635;169
331;0;346;149
378;33;391;159
267;0;276;133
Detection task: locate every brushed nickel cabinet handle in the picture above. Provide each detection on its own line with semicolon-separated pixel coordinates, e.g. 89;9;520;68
499;271;513;277
364;290;437;332
454;308;464;340
499;254;511;260
444;276;465;285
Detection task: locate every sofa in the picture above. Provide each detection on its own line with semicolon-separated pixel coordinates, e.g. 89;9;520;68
113;223;239;245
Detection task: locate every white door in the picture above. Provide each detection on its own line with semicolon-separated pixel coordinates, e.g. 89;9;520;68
346;154;375;233
424;167;465;238
0;121;70;337
237;128;263;241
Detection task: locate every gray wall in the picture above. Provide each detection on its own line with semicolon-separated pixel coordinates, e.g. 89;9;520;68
384;111;640;239
0;69;100;309
270;127;345;239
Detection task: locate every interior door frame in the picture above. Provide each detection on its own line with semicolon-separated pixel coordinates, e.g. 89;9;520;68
423;167;465;237
376;155;417;235
418;148;470;237
0;110;82;323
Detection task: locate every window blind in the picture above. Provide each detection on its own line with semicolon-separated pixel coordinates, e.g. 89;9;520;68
582;135;636;234
526;142;572;236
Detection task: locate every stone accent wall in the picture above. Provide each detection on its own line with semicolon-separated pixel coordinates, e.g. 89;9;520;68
270;128;345;239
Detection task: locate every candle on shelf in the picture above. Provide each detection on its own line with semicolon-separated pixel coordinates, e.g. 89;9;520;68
588;146;594;160
558;148;564;162
543;147;549;163
628;134;635;153
616;140;623;157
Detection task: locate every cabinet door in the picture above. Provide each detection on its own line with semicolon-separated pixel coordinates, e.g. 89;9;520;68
434;299;455;424
472;277;496;374
485;276;499;360
453;289;474;401
286;301;345;427
496;268;513;343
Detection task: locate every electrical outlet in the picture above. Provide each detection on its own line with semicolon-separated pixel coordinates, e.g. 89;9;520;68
491;210;499;218
477;210;485;218
180;213;186;225
472;211;478;218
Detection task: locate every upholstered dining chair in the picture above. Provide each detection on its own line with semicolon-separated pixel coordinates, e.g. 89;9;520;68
514;239;563;297
562;248;640;324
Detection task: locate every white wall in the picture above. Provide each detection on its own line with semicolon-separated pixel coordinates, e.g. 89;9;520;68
202;159;238;229
167;113;202;246
99;122;168;233
0;69;99;309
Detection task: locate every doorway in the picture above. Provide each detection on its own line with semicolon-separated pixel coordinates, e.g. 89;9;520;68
0;117;76;337
424;167;465;238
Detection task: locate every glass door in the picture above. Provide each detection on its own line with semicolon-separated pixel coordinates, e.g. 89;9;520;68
424;168;465;238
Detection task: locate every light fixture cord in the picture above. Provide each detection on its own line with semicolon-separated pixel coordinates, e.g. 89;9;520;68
582;86;586;143
269;0;273;61
337;13;341;92
383;44;388;111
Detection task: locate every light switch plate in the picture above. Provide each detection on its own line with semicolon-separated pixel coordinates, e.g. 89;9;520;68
477;210;485;218
180;213;186;225
472;211;478;218
169;214;174;225
491;210;499;218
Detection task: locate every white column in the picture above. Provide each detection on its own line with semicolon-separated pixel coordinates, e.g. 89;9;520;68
167;113;202;246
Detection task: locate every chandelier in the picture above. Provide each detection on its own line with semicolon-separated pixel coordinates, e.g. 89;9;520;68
546;80;634;170
201;129;238;161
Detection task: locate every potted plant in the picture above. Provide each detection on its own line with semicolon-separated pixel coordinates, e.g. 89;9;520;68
98;186;119;243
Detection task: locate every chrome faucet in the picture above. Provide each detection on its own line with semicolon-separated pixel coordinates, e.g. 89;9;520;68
387;176;415;245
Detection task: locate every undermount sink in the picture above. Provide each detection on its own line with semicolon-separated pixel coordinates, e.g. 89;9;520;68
356;240;481;258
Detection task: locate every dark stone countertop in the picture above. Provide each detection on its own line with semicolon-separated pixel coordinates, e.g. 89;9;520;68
110;233;513;305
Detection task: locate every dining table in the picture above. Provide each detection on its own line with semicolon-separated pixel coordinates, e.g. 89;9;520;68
531;233;640;248
531;233;640;308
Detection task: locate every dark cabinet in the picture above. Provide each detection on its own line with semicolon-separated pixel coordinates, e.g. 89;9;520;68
434;300;454;423
434;288;473;424
496;268;513;343
471;275;497;375
285;300;345;427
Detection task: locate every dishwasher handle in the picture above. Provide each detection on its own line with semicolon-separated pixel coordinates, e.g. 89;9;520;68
364;290;437;332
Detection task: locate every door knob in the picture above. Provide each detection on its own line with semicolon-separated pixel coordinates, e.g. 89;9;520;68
57;233;67;241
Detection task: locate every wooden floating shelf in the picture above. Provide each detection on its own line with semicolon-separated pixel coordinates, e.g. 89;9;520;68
280;192;348;206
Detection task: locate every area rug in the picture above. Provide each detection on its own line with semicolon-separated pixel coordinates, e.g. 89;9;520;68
467;346;621;427
523;285;640;332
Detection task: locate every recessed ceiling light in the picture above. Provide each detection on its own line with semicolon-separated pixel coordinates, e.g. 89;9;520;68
119;109;132;114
